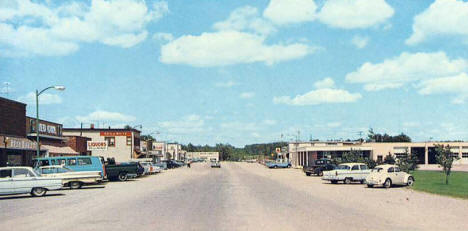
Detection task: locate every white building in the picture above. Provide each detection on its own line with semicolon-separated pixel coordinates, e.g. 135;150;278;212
62;128;141;162
186;152;219;161
151;142;185;161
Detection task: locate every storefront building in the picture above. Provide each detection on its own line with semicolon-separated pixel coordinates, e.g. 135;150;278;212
62;128;141;162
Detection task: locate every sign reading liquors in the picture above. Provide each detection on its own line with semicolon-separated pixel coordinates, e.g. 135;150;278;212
87;141;108;151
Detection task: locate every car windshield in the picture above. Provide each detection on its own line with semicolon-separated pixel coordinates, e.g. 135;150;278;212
336;165;350;170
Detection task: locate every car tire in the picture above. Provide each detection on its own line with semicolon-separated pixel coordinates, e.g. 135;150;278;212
384;178;392;188
318;171;323;177
31;187;47;197
367;184;374;188
360;179;366;184
344;178;351;184
274;165;277;169
69;181;82;189
331;180;338;184
407;177;414;186
118;172;128;181
305;172;311;176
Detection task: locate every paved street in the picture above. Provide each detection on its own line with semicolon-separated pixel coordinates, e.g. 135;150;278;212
1;162;468;231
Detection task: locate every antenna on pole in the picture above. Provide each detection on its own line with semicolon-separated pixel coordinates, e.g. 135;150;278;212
2;82;10;98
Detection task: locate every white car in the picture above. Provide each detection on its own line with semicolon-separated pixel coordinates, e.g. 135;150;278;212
38;165;102;189
322;163;371;184
149;163;162;174
0;167;63;197
139;162;153;175
366;164;415;188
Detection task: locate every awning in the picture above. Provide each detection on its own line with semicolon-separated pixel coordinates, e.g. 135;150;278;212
41;145;79;155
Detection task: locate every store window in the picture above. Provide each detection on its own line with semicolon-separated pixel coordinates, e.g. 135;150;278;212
105;137;116;147
126;136;132;146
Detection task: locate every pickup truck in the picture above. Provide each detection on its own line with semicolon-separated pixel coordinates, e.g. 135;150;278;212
104;158;142;181
322;163;371;184
303;159;335;176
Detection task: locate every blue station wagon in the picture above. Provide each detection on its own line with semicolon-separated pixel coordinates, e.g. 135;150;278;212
33;156;106;179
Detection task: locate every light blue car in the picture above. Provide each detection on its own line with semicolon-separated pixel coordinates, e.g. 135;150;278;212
266;161;291;168
33;156;106;179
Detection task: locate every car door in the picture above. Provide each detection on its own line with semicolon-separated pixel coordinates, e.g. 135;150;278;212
387;167;397;183
393;167;404;185
351;165;360;179
0;169;14;195
12;168;36;194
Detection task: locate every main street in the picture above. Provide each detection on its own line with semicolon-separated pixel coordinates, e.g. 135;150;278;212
1;162;467;231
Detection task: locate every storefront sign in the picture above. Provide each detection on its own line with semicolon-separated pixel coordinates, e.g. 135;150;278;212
87;141;108;151
100;131;132;137
1;136;36;150
28;118;61;136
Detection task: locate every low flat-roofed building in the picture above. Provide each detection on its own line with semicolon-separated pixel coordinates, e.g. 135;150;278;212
289;141;468;168
186;152;219;161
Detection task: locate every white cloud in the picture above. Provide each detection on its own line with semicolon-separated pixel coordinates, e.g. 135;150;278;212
406;0;468;45
263;0;317;25
273;88;361;106
417;73;468;104
75;110;136;123
0;0;169;56
214;6;275;36
327;122;342;128
215;80;237;88
240;92;255;99
17;92;62;105
317;0;394;29
351;35;369;49
158;114;206;134
314;77;335;89
160;31;316;67
345;52;468;91
153;32;174;42
263;119;277;125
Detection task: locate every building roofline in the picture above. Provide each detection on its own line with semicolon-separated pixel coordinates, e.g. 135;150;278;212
26;116;62;126
63;128;141;133
0;96;26;106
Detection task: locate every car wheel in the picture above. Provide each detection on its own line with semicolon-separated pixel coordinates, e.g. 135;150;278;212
407;177;414;186
69;181;82;189
31;187;47;197
367;184;374;188
274;165;277;169
305;172;311;176
384;178;392;188
118;172;128;181
318;171;323;177
344;178;351;184
360;179;366;184
331;180;338;184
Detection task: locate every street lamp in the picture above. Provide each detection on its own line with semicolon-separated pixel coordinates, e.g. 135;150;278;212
36;85;65;157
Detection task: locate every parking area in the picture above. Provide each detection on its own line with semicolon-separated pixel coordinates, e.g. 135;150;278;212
1;162;468;231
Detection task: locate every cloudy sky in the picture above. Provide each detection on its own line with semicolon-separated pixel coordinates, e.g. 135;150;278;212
2;0;468;146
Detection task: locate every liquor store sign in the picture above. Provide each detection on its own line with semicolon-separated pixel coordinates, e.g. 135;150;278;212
87;141;108;151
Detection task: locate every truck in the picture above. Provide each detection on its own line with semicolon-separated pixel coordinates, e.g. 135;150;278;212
104;158;143;181
303;159;335;176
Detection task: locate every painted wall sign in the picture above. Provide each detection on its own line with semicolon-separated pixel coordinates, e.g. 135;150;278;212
100;131;132;137
87;141;108;151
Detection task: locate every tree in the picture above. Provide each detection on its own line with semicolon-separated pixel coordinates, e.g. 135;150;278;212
341;149;363;163
435;144;460;185
383;154;396;164
140;134;155;141
367;128;411;142
396;150;419;173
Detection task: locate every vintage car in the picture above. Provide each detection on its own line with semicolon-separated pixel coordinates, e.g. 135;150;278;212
211;161;221;168
0;167;63;197
322;163;371;184
303;159;335;176
266;161;291;168
37;165;102;189
366;164;415;188
139;162;152;175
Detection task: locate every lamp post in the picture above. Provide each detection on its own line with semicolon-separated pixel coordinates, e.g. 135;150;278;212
36;85;65;157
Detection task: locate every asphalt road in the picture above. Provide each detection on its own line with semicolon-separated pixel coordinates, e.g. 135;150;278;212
1;162;467;231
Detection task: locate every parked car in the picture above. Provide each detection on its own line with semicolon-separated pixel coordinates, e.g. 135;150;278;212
153;162;167;170
0;167;63;197
266;161;291;168
211;161;221;168
37;165;102;189
139;162;152;175
303;159;335;176
366;164;415;188
104;159;141;181
33;156;106;179
322;163;371;184
162;160;182;169
149;164;162;174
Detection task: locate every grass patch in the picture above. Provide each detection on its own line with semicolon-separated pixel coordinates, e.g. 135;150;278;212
411;170;468;199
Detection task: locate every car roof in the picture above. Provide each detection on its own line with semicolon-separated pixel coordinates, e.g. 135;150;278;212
338;163;366;166
39;165;66;168
0;166;34;170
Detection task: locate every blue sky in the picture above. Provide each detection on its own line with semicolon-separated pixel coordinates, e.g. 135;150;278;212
2;0;468;146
